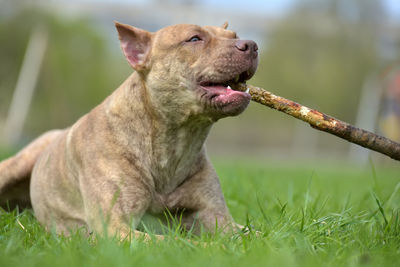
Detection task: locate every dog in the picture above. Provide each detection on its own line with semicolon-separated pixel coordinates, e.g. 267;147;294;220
0;21;258;240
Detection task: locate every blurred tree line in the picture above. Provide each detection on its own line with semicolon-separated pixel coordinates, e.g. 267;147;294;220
252;0;385;122
1;0;399;158
214;0;399;157
0;7;130;147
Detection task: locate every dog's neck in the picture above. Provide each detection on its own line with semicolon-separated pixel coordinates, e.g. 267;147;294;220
106;72;213;193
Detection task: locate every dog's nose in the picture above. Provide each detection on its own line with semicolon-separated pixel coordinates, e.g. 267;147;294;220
235;40;258;57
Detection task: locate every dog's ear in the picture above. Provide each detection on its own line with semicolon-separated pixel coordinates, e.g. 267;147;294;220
114;21;152;71
221;22;229;29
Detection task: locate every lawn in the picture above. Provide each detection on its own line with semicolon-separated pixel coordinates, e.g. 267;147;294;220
0;159;399;267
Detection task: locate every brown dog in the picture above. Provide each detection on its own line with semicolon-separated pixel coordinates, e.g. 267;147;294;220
0;22;258;239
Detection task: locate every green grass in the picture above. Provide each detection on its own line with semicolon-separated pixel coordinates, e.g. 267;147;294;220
0;160;399;267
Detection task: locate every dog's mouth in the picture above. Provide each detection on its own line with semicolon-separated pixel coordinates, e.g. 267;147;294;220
198;70;252;116
199;71;250;93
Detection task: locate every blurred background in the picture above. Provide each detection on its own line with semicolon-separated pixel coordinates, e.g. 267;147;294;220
1;0;400;165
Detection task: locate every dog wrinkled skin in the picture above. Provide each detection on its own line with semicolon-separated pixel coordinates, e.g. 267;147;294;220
0;22;258;240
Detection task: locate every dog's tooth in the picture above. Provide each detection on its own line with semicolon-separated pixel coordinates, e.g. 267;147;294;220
227;85;232;90
245;88;250;94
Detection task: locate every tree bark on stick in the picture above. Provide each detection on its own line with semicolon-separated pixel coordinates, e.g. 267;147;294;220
236;83;400;161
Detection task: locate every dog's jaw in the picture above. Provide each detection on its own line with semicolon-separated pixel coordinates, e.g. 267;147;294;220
197;67;257;117
198;82;251;117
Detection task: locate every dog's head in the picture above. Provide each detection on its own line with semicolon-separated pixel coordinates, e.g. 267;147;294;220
115;22;258;121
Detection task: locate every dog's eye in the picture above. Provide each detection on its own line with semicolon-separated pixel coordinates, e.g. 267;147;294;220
187;35;202;42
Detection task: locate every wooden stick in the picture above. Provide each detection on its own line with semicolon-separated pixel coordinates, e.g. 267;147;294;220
236;83;400;161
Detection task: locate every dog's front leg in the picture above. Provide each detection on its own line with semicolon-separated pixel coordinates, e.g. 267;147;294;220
80;171;163;242
165;156;237;235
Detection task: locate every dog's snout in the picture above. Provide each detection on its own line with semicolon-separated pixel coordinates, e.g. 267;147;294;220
235;40;258;58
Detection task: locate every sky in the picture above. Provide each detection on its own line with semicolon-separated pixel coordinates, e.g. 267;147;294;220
385;0;400;19
85;0;400;20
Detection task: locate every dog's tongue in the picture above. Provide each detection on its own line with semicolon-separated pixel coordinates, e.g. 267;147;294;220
204;85;251;109
209;85;232;94
201;84;251;114
205;85;249;97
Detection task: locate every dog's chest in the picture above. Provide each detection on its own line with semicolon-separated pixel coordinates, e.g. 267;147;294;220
151;147;199;194
150;126;207;194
